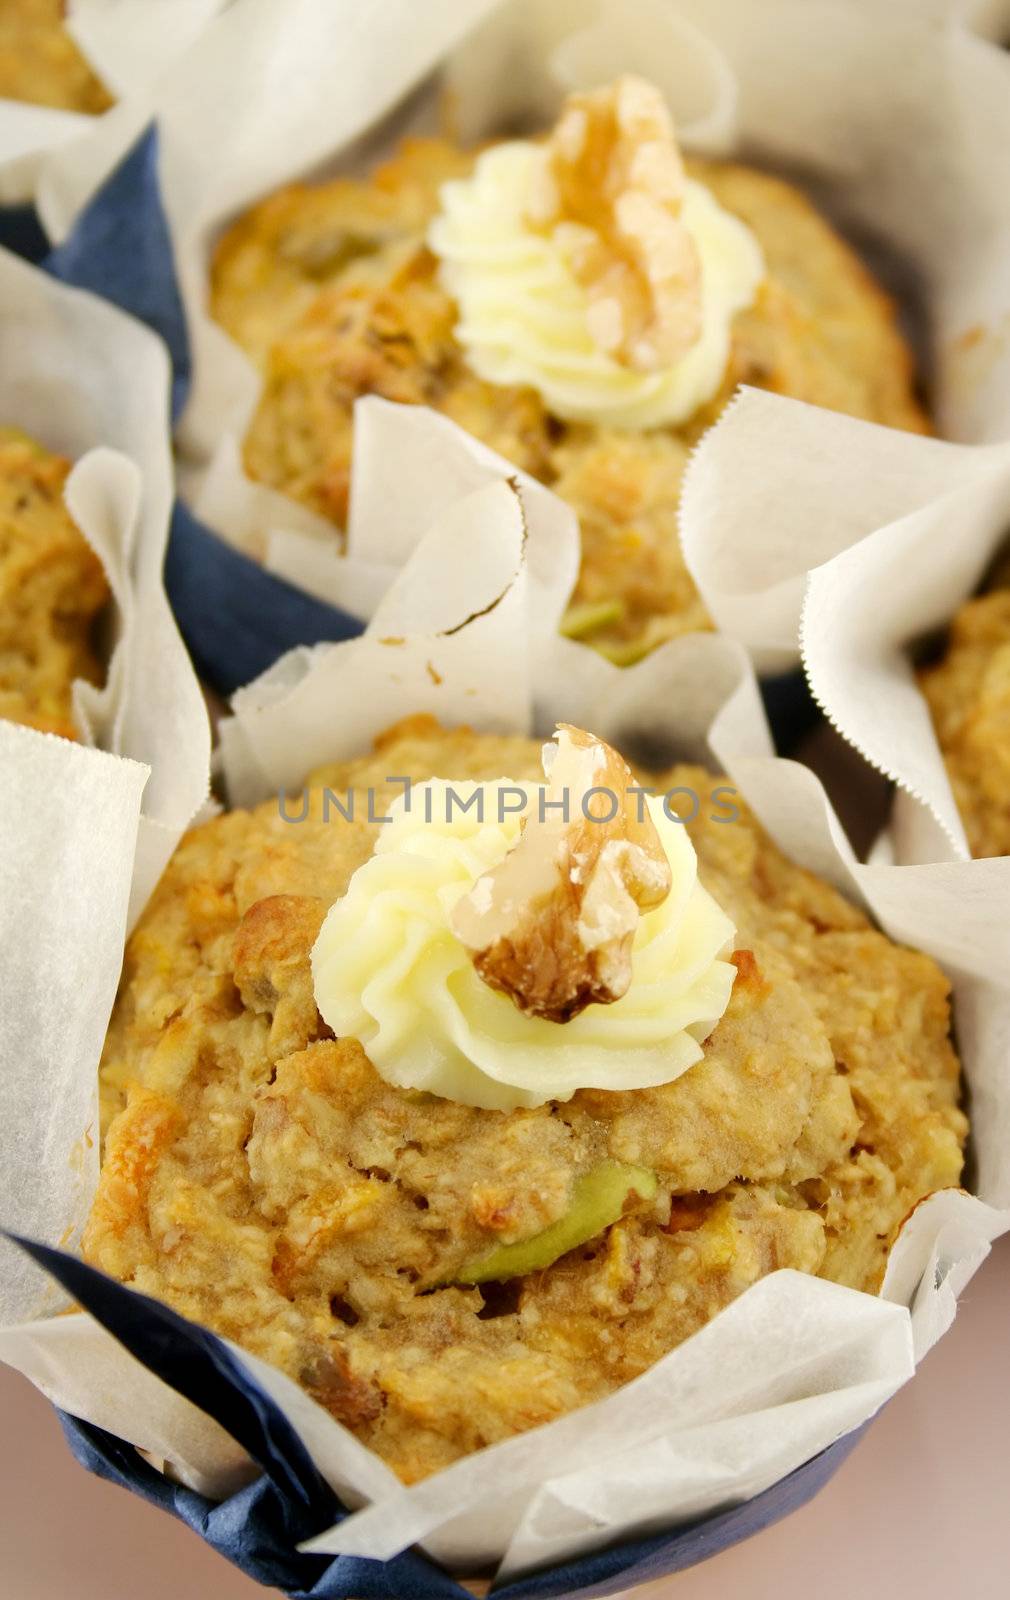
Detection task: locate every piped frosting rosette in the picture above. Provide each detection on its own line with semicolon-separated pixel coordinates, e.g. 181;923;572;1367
312;772;736;1110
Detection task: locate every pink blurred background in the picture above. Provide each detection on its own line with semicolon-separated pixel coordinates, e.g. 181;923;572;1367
2;1233;1007;1600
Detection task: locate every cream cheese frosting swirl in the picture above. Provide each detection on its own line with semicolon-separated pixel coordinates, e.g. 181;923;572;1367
312;778;737;1111
428;129;764;431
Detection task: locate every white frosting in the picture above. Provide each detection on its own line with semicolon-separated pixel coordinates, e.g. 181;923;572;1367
428;141;765;430
312;779;737;1111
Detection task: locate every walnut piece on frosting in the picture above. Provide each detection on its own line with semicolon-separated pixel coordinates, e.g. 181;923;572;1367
451;725;672;1022
526;75;703;371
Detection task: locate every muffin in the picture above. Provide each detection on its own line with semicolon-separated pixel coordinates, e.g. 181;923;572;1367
0;0;112;113
918;588;1010;858
211;76;929;662
84;715;966;1483
0;427;108;738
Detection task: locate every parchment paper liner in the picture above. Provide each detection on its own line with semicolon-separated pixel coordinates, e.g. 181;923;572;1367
683;383;1010;872
0;244;208;1315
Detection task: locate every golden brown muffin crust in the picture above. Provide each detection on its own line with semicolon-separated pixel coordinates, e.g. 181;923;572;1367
85;717;965;1481
0;427;108;738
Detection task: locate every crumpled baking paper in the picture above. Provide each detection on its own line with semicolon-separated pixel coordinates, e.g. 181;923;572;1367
0;0;224;205
1;401;1006;1582
0;246;209;1323
682;384;1010;876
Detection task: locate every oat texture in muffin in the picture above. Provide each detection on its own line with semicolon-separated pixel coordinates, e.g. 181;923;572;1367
84;716;965;1482
0;427;108;738
0;0;112;112
211;85;928;663
919;588;1010;857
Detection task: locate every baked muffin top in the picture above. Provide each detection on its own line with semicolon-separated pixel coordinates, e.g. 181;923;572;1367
0;0;112;113
211;80;928;663
85;716;965;1482
0;427;108;739
919;588;1010;858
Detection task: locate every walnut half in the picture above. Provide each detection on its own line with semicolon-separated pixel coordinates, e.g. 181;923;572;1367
451;726;672;1022
526;75;703;371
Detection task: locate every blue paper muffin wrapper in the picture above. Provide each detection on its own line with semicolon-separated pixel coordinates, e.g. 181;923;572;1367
7;1236;866;1600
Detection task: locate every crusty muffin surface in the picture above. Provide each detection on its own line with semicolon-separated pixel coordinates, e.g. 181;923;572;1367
919;589;1010;858
211;138;929;662
84;717;965;1481
0;427;108;738
0;0;113;112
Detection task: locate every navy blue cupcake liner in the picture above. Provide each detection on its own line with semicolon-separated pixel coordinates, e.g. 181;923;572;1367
12;1235;866;1600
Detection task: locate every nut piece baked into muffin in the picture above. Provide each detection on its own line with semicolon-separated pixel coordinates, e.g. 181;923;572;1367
0;0;112;112
0;427;108;738
211;77;928;662
919;589;1010;857
85;716;966;1483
